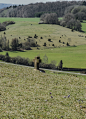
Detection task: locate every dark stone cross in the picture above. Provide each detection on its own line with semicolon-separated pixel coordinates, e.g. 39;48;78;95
33;56;41;70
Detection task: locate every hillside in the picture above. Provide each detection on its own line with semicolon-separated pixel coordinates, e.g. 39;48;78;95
0;62;86;118
0;1;84;17
0;17;86;48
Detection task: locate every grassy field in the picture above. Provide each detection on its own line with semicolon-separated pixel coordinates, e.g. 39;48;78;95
0;18;86;68
0;63;86;118
81;20;86;33
1;45;86;68
0;17;86;48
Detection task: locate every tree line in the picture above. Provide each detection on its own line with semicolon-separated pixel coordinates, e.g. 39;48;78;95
40;13;82;31
0;1;84;18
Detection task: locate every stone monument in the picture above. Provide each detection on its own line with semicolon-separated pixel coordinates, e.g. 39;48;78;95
33;56;41;70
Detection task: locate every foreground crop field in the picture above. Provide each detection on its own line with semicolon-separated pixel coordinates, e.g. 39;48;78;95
0;63;86;118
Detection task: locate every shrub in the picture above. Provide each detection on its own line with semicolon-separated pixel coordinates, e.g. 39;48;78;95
48;39;51;42
60;20;66;27
40;13;59;24
2;21;15;26
5;52;10;62
0;54;5;60
30;42;37;47
11;38;19;51
43;42;46;46
60;13;82;31
10;57;16;64
59;40;61;43
22;42;31;50
66;42;70;46
0;24;6;31
42;54;48;64
39;63;56;69
51;60;57;65
0;48;2;52
34;34;38;39
57;60;63;70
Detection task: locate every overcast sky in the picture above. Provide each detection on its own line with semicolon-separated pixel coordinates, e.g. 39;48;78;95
0;0;81;5
0;0;60;5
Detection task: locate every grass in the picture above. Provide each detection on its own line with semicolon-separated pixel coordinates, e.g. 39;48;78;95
0;62;86;118
0;17;86;48
81;20;86;33
0;18;86;68
1;45;86;68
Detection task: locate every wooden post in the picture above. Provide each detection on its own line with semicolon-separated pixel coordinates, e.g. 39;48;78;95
33;56;41;70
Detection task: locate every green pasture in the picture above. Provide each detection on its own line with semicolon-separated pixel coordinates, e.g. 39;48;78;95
1;45;86;68
0;17;86;48
0;18;86;68
81;20;86;33
0;63;86;118
0;17;40;23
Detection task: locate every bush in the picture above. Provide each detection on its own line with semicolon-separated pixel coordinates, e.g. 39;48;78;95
60;13;82;31
22;42;31;50
48;39;51;42
0;54;5;60
60;20;66;27
57;60;63;70
0;48;2;52
66;42;70;46
11;38;19;51
59;40;61;43
2;21;15;26
39;63;56;69
42;54;48;64
51;60;57;65
43;42;46;46
5;52;10;62
40;13;59;24
0;24;6;31
34;34;38;38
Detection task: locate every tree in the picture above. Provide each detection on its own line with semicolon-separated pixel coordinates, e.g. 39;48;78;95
0;23;6;31
11;38;19;51
60;13;82;31
40;13;59;24
72;7;80;14
43;54;48;64
75;12;86;20
5;52;10;62
63;13;75;23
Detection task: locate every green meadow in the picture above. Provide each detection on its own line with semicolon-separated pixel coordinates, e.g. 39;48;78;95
0;63;86;119
1;45;86;68
0;18;86;119
0;17;86;47
81;20;86;33
0;17;86;68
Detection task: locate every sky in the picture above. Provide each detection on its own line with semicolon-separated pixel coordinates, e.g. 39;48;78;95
0;0;82;5
0;0;59;5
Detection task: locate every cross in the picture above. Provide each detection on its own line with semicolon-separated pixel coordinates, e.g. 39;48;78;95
33;56;41;70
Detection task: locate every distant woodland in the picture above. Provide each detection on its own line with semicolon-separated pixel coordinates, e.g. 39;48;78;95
0;1;86;18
